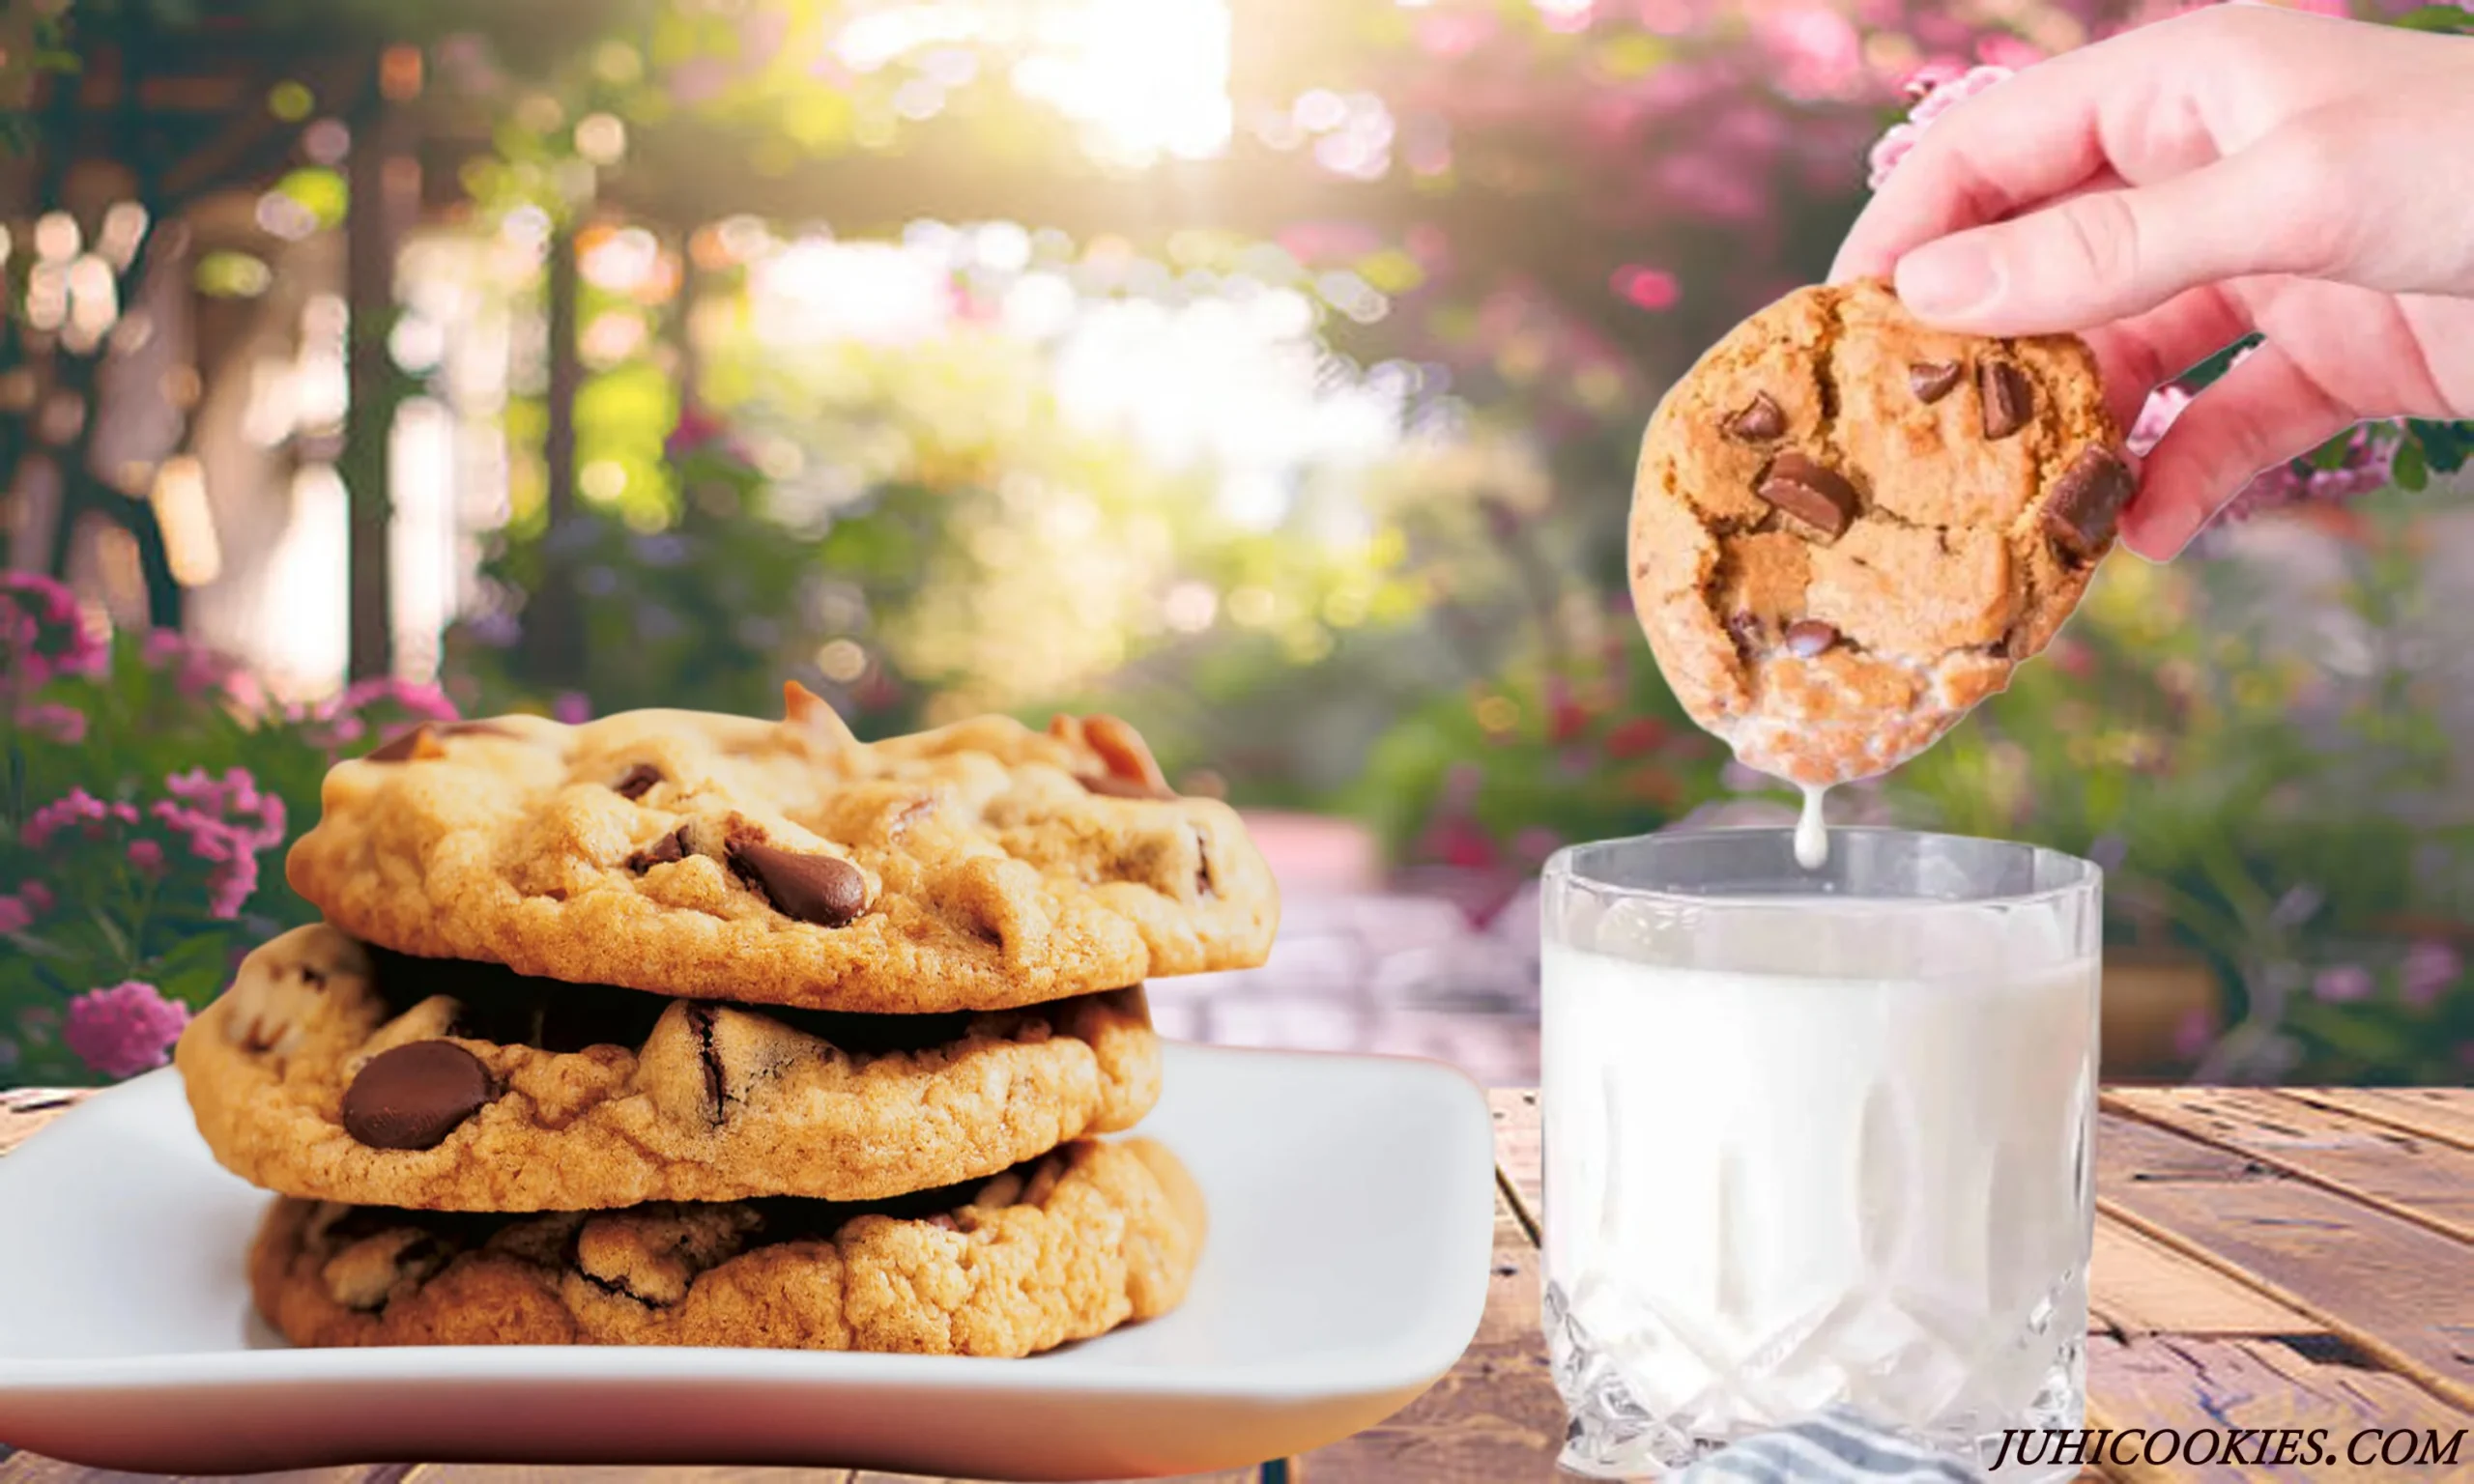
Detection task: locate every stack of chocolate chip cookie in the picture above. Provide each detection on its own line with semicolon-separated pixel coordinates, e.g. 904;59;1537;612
174;686;1278;1356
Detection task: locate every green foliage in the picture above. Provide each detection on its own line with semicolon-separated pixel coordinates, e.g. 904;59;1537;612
0;599;457;1086
1883;506;2474;1084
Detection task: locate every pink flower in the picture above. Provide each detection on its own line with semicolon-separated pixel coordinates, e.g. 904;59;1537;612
20;881;54;914
25;788;113;848
1611;265;1680;311
1868;65;2015;189
63;981;192;1080
14;701;87;743
0;895;29;935
128;839;165;873
2313;964;2374;1004
2172;1006;2216;1061
0;571;106;690
2402;940;2461;1010
340;676;461;723
552;691;593;725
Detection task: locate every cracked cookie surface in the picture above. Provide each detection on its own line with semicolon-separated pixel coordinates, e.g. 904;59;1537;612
284;692;1278;1013
250;1138;1205;1356
1629;278;2129;786
181;924;1161;1210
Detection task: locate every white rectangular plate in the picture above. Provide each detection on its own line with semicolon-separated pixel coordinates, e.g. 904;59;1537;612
0;1042;1497;1479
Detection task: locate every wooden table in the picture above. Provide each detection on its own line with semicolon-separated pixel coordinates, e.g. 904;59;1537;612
4;1085;2470;1483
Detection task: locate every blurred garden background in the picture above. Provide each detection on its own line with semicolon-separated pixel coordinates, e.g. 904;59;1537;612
4;0;2472;1089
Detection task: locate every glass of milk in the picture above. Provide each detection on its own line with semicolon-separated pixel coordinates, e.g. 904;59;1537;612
1540;827;2100;1481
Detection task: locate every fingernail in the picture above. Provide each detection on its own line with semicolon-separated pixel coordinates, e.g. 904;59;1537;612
1895;238;2000;321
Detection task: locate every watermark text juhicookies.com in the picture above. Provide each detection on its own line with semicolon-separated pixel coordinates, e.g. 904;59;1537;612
1990;1424;2466;1471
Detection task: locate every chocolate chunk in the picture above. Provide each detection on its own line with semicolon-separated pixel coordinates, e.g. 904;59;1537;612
364;726;444;763
1723;612;1765;659
1723;392;1787;442
613;763;663;800
1783;619;1840;658
1079;772;1174;801
687;1003;726;1126
626;826;688;872
2041;446;2136;561
340;1041;492;1150
1978;360;2032;440
1755;452;1860;539
727;840;868;927
1909;361;1963;404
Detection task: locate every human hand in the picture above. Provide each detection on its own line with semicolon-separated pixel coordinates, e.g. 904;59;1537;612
1831;5;2474;558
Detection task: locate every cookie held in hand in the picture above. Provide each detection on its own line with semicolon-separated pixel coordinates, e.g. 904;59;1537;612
1628;278;2131;787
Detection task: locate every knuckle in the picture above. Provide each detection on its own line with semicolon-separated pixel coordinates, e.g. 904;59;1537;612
2048;191;2146;287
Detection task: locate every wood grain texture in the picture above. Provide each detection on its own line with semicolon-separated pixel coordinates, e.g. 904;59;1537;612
2286;1089;2474;1156
2097;1112;2474;1413
2089;1219;2325;1341
1487;1090;1540;1224
0;1089;87;1158
2086;1335;2473;1484
2106;1088;2474;1243
0;1464;405;1484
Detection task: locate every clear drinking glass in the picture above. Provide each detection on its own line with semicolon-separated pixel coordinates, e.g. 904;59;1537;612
1539;828;2101;1482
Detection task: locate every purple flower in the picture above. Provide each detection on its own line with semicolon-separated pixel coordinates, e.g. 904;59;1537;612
1867;65;2013;189
14;700;87;743
62;981;192;1080
339;677;461;723
141;629;244;698
2172;1007;2216;1061
462;610;522;649
552;691;593;726
2402;940;2462;1010
0;571;106;690
152;768;287;917
2312;964;2374;1004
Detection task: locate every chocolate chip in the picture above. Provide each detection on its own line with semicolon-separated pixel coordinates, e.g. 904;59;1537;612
2041;445;2136;561
364;726;444;763
727;840;868;927
626;826;688;872
1978;360;2032;440
341;1041;492;1150
1783;619;1840;658
1722;392;1787;442
1755;452;1859;539
613;763;663;800
1194;824;1216;899
687;1003;726;1126
1079;773;1174;801
1909;361;1963;404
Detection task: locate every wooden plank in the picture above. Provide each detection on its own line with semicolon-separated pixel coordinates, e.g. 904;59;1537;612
415;1472;849;1484
2097;1112;2474;1412
1285;1183;1566;1481
0;1463;398;1484
2288;1089;2474;1156
1487;1089;1540;1226
849;1472;1255;1483
0;1088;88;1158
2107;1088;2474;1244
2086;1335;2474;1483
2090;1216;2326;1341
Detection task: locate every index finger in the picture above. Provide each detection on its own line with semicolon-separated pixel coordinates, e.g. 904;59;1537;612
1828;13;2234;283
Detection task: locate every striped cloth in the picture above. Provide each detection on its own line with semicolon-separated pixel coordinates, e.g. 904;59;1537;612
1672;1409;1986;1484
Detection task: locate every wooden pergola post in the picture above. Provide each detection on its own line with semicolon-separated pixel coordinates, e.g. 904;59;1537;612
343;44;420;683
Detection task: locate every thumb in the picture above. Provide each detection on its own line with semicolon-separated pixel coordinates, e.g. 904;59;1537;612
1890;129;2348;336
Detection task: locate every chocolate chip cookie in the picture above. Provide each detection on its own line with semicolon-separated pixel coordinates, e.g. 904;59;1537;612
180;924;1161;1210
1629;278;2131;786
249;1138;1205;1356
283;688;1278;1013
